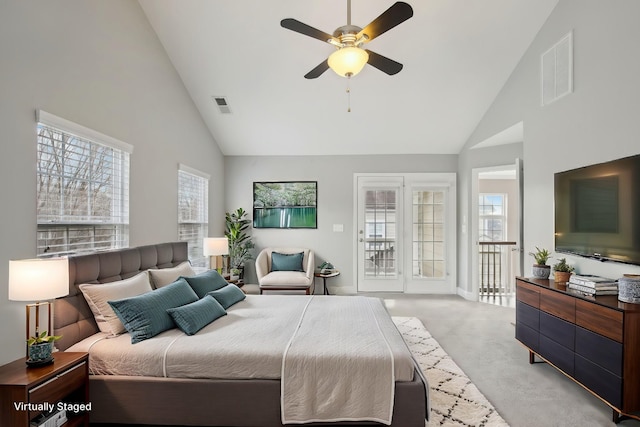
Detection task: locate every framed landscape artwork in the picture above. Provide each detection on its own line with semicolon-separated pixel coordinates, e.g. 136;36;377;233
253;181;317;229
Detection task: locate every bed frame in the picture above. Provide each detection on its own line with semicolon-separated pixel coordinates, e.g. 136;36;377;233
53;242;428;426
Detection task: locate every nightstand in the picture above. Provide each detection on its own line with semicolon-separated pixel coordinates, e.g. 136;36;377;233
0;352;89;427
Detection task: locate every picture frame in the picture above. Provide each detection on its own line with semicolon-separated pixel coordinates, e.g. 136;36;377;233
253;181;317;229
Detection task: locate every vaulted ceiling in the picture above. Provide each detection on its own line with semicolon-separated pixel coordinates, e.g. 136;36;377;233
138;0;558;156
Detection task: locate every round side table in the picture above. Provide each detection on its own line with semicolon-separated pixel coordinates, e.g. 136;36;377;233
314;271;340;295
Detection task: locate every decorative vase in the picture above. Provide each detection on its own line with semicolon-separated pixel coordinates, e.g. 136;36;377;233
554;271;572;284
618;275;640;303
532;264;551;279
28;342;53;363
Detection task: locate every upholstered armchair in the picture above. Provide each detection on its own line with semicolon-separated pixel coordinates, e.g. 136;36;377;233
255;248;315;294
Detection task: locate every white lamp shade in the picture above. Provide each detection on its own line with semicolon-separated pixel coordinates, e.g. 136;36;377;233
203;237;229;256
328;47;369;77
8;258;69;301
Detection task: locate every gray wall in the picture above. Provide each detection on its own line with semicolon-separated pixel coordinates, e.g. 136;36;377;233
225;154;458;292
0;0;224;365
460;0;640;280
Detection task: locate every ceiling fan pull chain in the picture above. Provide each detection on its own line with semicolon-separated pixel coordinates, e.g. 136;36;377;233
347;76;352;112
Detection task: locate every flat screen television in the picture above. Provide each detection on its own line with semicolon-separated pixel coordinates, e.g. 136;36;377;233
554;153;640;265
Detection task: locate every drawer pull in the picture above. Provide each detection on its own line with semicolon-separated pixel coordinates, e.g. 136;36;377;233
29;361;86;394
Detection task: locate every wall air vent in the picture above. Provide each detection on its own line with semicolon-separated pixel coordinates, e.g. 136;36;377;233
212;96;232;114
541;31;573;106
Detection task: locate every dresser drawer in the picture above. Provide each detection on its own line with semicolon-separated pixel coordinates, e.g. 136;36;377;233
540;335;574;376
575;354;622;409
540;312;575;351
29;361;86;405
516;280;540;308
516;300;539;331
516;322;539;352
540;287;575;323
575;299;623;343
575;326;622;376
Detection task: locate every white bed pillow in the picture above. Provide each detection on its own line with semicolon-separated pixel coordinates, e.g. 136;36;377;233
79;272;153;336
148;261;195;288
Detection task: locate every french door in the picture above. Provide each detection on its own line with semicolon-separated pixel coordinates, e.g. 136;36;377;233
356;177;404;292
355;174;456;293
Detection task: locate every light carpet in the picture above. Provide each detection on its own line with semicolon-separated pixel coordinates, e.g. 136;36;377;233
393;316;510;427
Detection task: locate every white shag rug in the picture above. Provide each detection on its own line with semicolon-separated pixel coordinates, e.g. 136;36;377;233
393;317;510;427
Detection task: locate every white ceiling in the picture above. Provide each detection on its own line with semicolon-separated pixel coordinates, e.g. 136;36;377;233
138;0;558;156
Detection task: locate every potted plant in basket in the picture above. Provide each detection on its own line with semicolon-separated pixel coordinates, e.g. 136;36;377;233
225;208;255;279
553;258;575;283
27;330;61;365
529;247;551;279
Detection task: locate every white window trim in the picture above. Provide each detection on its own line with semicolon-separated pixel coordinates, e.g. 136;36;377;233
179;163;210;180
37;110;133;154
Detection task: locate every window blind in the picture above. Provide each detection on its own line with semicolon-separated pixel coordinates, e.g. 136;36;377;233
178;165;209;267
36;111;130;256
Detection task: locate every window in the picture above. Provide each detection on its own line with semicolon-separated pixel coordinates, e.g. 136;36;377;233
178;165;209;268
36;111;131;256
479;194;506;242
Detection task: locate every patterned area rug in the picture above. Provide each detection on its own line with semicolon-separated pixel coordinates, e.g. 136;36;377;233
393;317;510;427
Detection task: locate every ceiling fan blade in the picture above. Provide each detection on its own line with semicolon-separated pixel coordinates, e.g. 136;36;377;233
281;18;336;44
357;2;413;42
304;60;330;79
366;50;403;75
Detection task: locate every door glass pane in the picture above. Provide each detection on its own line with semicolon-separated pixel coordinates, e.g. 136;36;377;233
364;189;397;277
412;190;446;278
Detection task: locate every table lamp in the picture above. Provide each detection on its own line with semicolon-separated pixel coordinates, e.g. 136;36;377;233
203;237;228;273
8;258;69;355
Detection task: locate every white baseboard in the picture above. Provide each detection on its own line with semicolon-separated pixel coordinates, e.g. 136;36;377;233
457;287;476;301
324;285;357;295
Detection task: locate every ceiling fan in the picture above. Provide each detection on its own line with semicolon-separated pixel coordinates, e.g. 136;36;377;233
281;1;413;79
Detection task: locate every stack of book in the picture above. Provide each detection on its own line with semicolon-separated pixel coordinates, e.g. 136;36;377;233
568;274;618;295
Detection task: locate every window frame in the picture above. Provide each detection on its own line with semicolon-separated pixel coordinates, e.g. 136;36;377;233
36;110;132;256
478;193;507;242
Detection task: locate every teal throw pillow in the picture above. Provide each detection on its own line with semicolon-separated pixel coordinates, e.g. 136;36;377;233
108;278;198;343
207;284;246;309
271;252;304;272
167;295;226;335
182;269;228;298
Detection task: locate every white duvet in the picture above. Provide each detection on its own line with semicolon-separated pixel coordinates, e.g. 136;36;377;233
68;295;415;424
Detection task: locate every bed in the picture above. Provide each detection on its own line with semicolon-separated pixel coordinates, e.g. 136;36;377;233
53;242;428;426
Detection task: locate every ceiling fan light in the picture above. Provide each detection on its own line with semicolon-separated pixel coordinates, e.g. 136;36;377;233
328;47;369;77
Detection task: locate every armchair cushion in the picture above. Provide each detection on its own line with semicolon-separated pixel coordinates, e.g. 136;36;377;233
271;252;304;272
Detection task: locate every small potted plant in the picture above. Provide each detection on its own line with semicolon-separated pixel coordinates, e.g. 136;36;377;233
553;258;575;283
529;247;551;279
27;330;61;365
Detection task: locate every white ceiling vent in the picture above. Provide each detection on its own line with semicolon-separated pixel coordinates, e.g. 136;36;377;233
212;96;232;114
541;31;573;106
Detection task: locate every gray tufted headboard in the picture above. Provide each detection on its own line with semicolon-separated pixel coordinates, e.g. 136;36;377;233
53;242;188;351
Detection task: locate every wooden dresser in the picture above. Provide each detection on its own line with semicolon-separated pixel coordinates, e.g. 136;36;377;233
516;277;640;422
